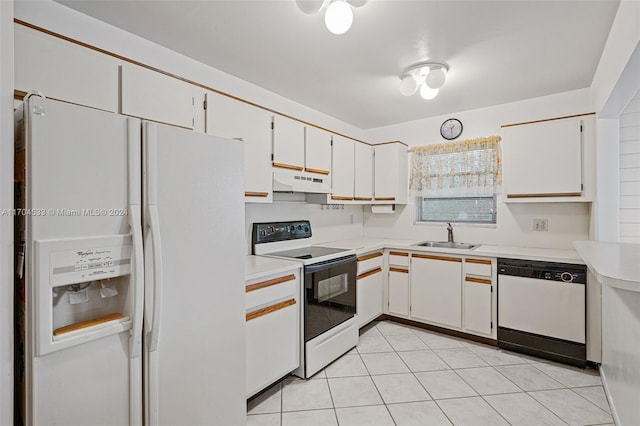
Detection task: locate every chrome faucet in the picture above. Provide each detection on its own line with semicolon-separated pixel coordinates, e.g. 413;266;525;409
446;222;454;243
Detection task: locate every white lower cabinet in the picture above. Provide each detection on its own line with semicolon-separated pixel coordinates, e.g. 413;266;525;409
245;270;300;398
410;254;463;329
388;268;409;317
356;252;384;328
463;279;492;335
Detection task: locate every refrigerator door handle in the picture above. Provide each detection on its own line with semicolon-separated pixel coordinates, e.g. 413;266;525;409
148;204;163;353
128;204;144;359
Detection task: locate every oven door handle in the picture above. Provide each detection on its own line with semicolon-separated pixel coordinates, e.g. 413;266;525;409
305;255;356;274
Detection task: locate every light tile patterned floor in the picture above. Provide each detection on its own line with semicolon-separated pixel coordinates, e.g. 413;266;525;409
247;320;613;426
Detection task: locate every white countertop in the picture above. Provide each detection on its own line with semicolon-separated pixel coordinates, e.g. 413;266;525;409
317;238;583;263
245;255;302;282
574;241;640;292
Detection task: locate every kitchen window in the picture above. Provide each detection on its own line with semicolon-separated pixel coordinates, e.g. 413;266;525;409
410;136;501;224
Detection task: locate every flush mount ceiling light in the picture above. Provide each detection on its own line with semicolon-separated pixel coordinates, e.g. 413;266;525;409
399;62;449;100
296;0;367;35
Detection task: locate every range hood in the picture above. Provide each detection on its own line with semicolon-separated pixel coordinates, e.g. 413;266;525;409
273;170;331;194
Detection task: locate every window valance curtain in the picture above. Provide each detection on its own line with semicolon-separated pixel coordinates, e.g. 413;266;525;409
409;136;502;197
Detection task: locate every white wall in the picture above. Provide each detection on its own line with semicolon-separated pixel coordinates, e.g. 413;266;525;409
362;89;593;249
245;203;364;255
619;90;640;242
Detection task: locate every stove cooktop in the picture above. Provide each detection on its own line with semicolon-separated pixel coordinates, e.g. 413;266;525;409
267;246;352;260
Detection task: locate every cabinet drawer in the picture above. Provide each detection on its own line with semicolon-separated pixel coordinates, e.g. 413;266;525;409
465;258;492;277
245;273;298;310
388;251;409;267
357;252;383;275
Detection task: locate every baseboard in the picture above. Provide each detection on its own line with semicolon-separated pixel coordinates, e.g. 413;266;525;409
599;365;621;426
375;314;497;347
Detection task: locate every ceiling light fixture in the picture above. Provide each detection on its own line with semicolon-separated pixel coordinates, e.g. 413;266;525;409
399;62;449;100
296;0;367;35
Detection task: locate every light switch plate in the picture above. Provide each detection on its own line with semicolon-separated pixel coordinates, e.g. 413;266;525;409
533;218;548;231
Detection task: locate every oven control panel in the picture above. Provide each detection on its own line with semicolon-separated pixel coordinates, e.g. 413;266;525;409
252;220;312;245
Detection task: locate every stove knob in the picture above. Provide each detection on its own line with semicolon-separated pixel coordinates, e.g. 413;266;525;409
561;272;573;282
297;225;302;230
259;230;266;237
267;226;274;234
304;226;309;233
289;225;296;232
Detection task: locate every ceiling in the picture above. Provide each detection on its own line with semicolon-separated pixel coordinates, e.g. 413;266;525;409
56;0;620;129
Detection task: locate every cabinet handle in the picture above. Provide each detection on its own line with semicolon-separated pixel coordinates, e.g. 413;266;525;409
389;251;408;257
374;197;395;201
331;195;354;201
507;192;581;198
357;267;382;280
305;167;330;175
246;299;296;321
465;258;492;265
413;253;462;262
273;162;303;171
354;197;373;201
389;267;409;274
357;252;383;262
465;276;492;285
246;274;296;293
245;191;269;197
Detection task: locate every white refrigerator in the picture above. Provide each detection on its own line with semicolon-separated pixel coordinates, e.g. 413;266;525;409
19;95;246;425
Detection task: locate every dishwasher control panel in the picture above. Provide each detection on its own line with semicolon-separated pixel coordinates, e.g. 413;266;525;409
497;258;586;284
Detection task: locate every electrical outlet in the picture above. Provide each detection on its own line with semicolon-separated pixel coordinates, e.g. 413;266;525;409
533;218;548;232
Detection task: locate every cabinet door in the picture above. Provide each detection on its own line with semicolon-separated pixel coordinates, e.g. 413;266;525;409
332;135;355;200
246;300;298;397
272;115;305;171
354;143;374;201
411;255;462;328
374;142;408;203
464;279;492;335
502;117;582;198
205;92;272;202
121;64;197;129
388;268;409;317
305;126;332;176
15;25;119;112
357;268;383;328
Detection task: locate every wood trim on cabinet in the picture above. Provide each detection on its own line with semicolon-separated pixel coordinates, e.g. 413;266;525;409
245;274;296;293
354;197;373;201
14;89;27;100
389;267;409;274
374;140;409;147
501;112;595;128
14;19;371;145
357;267;383;280
465;276;492;285
507;192;582;198
53;313;125;336
465;258;492;265
389;251;409;257
305;167;330;175
374;197;396;201
357;252;383;262
412;253;462;263
246;299;296;321
273;162;304;171
244;191;269;198
331;195;354;201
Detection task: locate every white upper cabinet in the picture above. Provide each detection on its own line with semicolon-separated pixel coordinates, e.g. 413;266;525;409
502;115;594;201
304;126;332;176
354;143;374;201
374;142;408;204
331;135;355;201
272;115;305;171
120;64;197;129
204;92;272;202
15;25;119;112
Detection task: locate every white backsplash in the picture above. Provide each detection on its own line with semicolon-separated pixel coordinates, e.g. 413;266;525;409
245;203;364;254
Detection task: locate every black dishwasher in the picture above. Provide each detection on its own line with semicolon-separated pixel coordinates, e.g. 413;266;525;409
497;258;587;367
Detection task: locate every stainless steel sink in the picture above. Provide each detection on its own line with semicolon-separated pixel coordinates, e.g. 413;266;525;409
414;241;479;250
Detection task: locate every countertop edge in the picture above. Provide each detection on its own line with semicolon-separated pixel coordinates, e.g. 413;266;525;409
574;241;640;292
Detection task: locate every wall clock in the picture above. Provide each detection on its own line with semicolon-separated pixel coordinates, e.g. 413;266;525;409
440;118;463;140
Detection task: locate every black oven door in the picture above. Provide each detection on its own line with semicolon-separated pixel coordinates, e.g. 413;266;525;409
304;255;357;342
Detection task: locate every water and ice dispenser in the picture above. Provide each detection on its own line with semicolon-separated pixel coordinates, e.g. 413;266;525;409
34;235;134;356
